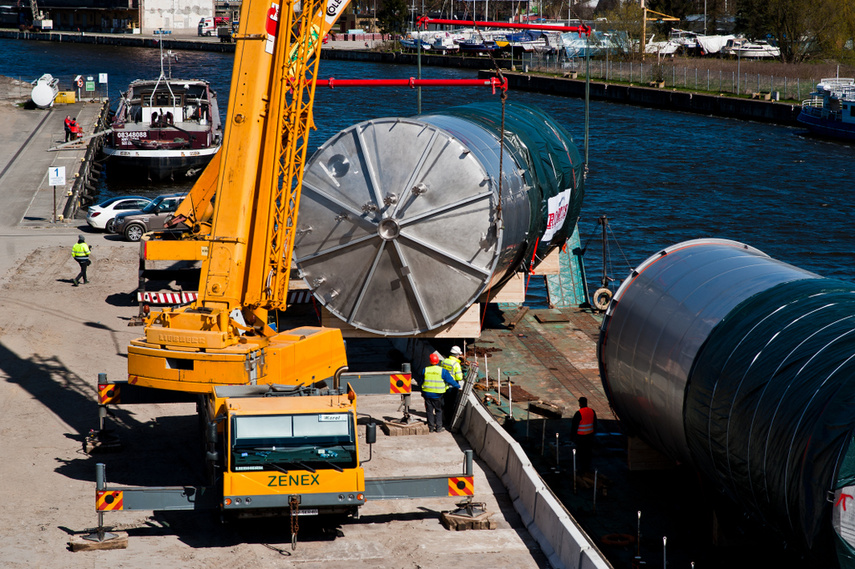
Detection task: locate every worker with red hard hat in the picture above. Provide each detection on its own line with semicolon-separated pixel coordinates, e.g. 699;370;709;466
417;352;460;433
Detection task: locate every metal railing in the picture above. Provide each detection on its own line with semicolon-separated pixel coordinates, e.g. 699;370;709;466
521;52;820;102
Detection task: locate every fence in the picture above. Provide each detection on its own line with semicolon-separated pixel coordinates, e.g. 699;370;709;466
520;53;815;102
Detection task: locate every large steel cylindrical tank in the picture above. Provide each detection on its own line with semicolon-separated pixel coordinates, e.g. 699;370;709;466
599;238;855;567
31;74;59;109
294;102;584;335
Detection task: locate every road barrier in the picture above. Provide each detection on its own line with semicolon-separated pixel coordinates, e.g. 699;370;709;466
460;392;611;569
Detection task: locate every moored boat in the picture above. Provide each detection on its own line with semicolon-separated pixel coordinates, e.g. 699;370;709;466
102;50;222;182
797;77;855;141
722;37;780;58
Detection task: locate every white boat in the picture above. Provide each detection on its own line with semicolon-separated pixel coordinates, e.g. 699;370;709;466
696;34;736;55
668;29;699;51
644;35;679;56
562;30;624;58
723;38;780;59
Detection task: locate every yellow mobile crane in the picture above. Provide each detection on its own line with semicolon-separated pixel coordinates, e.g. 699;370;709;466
89;0;476;540
129;0;344;392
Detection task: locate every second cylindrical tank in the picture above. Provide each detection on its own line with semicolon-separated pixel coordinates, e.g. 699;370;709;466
598;238;855;567
294;101;584;335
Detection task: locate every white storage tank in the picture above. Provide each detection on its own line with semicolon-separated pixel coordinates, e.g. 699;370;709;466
31;74;59;109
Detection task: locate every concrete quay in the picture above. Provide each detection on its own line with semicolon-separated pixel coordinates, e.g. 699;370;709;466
0;85;107;228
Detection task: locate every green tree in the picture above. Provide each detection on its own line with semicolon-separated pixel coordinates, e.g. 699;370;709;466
378;0;410;35
599;1;643;58
735;0;840;63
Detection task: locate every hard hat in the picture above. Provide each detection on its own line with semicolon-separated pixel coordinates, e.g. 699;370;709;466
429;353;440;365
450;346;462;356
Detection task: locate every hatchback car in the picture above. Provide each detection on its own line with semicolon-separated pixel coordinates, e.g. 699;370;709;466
112;193;187;242
86;195;153;232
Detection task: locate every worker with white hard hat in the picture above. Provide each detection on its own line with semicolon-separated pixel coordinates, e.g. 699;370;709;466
440;346;465;428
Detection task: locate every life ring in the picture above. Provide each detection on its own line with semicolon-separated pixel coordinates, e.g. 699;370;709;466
601;533;635;547
593;287;613;311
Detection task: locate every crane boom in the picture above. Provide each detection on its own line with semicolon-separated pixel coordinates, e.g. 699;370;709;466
166;0;352;234
128;0;349;393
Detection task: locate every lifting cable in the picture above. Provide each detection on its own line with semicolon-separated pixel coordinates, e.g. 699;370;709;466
476;25;508;328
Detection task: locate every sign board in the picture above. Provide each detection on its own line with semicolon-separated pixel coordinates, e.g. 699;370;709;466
542;188;572;242
48;166;66;186
99;73;108;84
85;81;95;92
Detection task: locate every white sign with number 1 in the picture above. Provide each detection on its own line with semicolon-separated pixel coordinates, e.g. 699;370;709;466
48;166;66;186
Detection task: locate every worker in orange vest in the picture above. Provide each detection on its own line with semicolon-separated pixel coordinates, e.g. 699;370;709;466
571;397;597;471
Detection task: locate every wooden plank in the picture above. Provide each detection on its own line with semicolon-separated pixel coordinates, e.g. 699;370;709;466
68;532;128;551
478;272;525;304
321;303;482;338
532;309;571;323
534;247;561;275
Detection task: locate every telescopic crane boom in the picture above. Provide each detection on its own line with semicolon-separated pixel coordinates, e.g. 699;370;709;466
128;0;349;392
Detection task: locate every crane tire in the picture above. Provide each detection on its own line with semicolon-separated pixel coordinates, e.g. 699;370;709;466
593;287;613;311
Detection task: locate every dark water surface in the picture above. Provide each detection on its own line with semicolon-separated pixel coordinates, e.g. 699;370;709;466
3;38;852;288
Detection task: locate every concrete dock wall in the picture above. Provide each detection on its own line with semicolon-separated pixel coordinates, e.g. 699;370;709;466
460;392;612;569
483;70;802;126
62;100;110;220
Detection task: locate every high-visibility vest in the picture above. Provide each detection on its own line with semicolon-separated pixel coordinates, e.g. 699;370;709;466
422;365;447;395
577;407;595;435
441;356;463;383
72;242;90;259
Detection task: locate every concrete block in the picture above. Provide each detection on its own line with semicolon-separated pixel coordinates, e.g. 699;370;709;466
533;488;610;569
461;392;477;436
481;420;514;477
516;463;544;527
501;439;533;501
463;394;490;456
512;495;534;528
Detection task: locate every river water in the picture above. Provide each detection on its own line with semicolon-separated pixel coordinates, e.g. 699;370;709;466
3;38;854;292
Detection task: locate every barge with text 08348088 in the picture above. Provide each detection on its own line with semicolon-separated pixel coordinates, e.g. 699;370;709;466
102;65;222;182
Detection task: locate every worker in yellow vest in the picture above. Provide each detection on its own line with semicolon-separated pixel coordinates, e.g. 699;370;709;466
71;235;92;286
441;346;465;427
417;352;460;433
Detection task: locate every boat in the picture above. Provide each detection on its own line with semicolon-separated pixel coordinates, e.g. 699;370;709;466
456;38;504;55
399;37;432;51
722;37;780;58
102;47;222;181
797;77;855;141
429;34;459;53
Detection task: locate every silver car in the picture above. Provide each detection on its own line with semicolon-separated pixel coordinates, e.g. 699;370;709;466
111;193;187;242
86;196;153;232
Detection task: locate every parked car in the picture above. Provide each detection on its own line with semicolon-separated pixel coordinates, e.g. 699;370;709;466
111;192;187;242
86;195;153;232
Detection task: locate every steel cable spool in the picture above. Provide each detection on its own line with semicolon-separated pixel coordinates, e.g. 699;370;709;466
295;102;583;335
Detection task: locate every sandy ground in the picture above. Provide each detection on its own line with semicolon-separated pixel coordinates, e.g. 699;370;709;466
0;79;548;569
